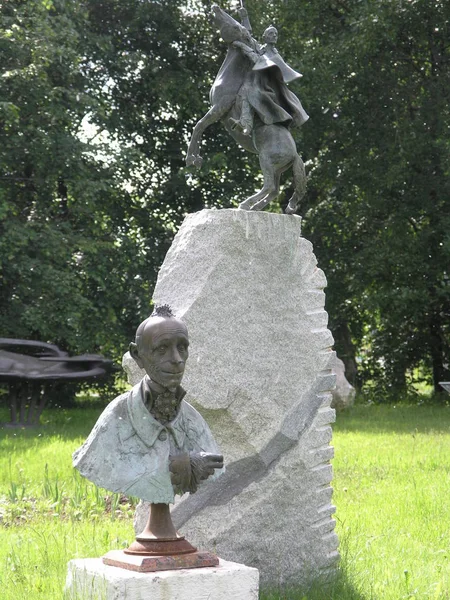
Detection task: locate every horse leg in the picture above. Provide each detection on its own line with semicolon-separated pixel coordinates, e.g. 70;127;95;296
285;154;307;215
186;101;232;168
250;171;282;211
239;179;272;210
239;154;277;210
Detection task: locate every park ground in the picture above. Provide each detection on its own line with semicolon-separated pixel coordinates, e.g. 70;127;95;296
0;401;449;599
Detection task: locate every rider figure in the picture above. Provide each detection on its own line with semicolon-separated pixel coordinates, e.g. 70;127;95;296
229;7;308;136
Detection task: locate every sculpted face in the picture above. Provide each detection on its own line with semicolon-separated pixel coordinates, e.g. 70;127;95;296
263;26;278;44
130;317;189;391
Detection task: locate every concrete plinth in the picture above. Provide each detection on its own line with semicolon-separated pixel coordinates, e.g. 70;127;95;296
65;557;259;600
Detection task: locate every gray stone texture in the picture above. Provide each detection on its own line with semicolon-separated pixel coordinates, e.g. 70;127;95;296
66;558;259;600
331;356;356;411
132;209;339;586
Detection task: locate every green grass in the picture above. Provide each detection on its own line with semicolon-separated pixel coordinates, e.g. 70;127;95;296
0;406;137;598
0;404;449;599
329;405;450;600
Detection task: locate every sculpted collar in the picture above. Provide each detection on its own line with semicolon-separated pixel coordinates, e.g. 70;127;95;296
126;376;187;450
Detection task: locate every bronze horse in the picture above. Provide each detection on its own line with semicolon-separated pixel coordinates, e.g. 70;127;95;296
186;5;308;214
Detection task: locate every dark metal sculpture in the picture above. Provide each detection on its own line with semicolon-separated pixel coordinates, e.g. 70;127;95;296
0;338;114;427
186;3;309;214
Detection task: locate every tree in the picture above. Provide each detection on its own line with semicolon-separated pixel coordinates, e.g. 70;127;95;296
0;0;155;363
0;0;261;373
1;0;449;398
263;0;450;393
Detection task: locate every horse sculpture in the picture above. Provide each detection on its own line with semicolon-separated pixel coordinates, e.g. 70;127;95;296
186;4;308;214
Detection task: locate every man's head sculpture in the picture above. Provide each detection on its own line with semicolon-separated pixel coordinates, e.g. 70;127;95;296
262;25;278;44
73;303;223;569
129;305;189;391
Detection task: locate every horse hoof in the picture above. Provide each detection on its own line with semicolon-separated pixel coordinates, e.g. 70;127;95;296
186;155;203;169
285;204;297;215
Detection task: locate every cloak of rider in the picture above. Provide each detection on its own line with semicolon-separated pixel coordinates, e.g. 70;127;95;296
247;50;309;129
211;9;309;130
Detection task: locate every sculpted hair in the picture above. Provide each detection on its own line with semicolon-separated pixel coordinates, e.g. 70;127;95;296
151;304;174;318
135;305;176;350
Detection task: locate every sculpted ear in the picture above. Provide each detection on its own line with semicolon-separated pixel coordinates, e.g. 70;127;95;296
129;342;144;368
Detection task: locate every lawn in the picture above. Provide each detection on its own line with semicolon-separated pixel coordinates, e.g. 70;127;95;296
0;403;449;599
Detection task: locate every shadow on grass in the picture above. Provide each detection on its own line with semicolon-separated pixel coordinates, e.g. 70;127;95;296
260;567;368;600
334;403;450;435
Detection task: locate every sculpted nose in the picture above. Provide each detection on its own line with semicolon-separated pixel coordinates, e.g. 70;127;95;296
170;348;183;364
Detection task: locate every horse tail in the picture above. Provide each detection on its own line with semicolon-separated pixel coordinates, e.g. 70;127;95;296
286;154;307;215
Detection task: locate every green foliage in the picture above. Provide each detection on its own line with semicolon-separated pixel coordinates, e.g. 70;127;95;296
268;0;450;393
1;0;449;394
0;0;260;375
0;0;157;364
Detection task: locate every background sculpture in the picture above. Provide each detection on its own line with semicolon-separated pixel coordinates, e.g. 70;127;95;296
186;3;309;214
0;338;114;427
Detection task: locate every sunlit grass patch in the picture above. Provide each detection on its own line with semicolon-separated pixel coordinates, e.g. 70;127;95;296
331;405;450;600
0;404;449;599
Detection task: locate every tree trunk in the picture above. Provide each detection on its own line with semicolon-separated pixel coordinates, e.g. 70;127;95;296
429;312;447;394
19;382;28;425
34;383;49;425
389;363;407;395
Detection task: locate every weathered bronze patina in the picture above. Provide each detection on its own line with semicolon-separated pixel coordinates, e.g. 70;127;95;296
186;3;309;214
73;305;223;572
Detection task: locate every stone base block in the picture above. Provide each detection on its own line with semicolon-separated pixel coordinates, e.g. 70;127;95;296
65;557;259;600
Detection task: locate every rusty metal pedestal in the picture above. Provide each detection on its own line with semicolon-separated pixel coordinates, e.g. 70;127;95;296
103;503;218;573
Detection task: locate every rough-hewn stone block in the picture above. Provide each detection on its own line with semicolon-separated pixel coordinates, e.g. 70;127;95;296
130;209;338;586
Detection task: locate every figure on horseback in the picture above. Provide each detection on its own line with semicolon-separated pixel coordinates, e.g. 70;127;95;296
185;3;309;214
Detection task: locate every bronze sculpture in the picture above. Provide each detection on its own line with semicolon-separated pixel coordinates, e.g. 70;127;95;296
186;3;309;214
73;305;223;571
0;338;114;427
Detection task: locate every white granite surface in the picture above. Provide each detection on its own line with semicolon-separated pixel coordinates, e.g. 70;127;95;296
131;209;339;586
